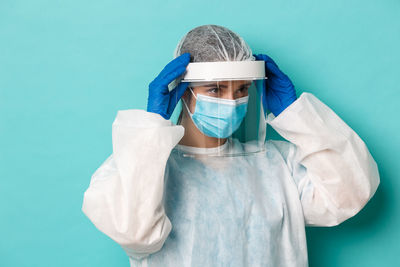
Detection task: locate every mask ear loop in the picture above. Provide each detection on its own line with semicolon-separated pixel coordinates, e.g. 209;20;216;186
188;86;197;100
182;86;196;115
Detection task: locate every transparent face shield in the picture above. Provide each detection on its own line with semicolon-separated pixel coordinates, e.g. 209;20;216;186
170;61;267;157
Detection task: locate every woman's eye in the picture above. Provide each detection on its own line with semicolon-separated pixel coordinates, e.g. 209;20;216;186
207;88;219;94
238;87;249;93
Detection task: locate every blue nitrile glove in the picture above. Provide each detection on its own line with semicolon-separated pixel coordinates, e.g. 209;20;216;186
254;54;297;117
147;53;191;120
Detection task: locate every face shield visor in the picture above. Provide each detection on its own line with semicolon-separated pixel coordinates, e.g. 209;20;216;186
170;61;267;157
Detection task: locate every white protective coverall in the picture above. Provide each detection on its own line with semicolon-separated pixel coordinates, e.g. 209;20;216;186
82;92;380;267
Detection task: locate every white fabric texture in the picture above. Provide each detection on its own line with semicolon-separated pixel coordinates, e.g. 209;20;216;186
82;92;379;266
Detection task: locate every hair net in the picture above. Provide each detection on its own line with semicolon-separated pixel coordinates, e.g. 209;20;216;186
173;24;255;62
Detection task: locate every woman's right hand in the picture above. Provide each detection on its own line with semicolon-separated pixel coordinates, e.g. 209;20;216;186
147;53;191;120
254;53;297;117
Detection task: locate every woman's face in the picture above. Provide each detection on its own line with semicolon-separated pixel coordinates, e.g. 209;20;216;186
185;80;252;113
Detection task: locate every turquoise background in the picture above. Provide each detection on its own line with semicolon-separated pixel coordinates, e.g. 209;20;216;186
0;0;398;266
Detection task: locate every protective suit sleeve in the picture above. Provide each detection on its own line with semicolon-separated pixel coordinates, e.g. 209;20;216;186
81;109;184;259
267;92;380;226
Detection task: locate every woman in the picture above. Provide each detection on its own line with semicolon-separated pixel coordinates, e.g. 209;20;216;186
82;25;380;267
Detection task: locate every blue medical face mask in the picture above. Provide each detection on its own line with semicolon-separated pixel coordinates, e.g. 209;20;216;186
182;88;249;139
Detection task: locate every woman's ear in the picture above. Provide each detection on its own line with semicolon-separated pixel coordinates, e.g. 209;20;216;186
182;89;192;103
181;89;195;114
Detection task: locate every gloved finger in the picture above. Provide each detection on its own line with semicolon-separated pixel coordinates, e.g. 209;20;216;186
162;66;188;87
255;53;287;80
158;53;191;82
265;61;288;80
149;64;187;96
254;53;275;65
253;53;267;61
169;81;189;107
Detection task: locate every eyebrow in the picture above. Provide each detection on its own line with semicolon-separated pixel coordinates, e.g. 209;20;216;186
203;83;225;88
203;83;252;88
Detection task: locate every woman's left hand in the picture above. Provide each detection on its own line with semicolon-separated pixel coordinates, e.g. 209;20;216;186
254;53;297;117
